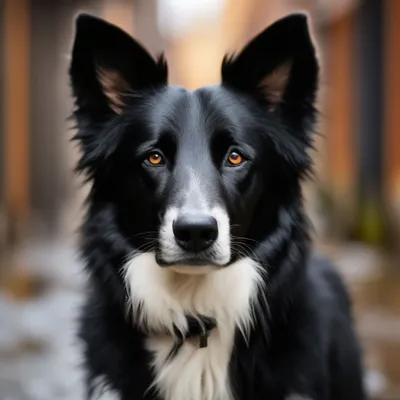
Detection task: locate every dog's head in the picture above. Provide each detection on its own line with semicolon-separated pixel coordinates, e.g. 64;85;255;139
70;14;318;274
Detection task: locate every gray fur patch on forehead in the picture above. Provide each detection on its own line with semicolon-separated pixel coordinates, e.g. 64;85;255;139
181;169;209;211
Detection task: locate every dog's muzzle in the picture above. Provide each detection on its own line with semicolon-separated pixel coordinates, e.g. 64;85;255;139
158;206;231;268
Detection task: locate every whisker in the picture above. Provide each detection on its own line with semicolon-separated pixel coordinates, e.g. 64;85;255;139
231;235;262;245
128;231;159;239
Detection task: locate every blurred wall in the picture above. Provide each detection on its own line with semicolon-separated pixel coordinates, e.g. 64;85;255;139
1;0;30;255
384;0;400;242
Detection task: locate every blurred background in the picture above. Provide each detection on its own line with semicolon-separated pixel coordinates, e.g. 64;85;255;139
0;0;399;399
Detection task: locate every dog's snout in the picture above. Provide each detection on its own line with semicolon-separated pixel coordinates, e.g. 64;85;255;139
173;213;218;252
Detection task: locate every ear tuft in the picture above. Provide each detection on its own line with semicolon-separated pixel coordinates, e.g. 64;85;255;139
259;61;292;109
96;66;130;114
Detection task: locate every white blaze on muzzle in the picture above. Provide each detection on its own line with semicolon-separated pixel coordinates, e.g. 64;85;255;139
159;171;231;267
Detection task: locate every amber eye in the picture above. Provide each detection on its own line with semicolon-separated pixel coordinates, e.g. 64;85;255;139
227;151;244;166
146;152;164;166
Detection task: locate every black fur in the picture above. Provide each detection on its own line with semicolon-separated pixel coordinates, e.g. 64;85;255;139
70;13;365;400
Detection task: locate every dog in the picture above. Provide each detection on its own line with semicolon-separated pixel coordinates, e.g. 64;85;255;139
69;12;365;400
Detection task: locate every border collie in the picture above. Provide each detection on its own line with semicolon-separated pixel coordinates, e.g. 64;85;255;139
69;13;365;400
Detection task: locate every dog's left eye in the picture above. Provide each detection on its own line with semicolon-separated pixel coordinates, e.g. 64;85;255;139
226;151;244;166
144;152;165;166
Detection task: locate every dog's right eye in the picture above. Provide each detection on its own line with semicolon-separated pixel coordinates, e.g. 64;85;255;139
143;152;165;166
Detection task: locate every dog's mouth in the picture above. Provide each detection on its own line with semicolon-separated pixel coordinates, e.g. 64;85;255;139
158;256;220;266
156;254;227;274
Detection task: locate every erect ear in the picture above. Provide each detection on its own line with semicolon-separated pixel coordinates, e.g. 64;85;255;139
70;14;167;117
221;14;318;114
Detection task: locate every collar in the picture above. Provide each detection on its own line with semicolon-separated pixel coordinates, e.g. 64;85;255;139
166;315;217;362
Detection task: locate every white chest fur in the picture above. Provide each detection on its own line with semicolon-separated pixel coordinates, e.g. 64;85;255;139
124;253;263;400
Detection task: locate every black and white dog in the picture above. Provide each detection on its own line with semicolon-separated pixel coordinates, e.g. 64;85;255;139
70;13;365;400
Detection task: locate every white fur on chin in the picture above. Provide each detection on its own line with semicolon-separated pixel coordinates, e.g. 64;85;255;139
124;252;264;400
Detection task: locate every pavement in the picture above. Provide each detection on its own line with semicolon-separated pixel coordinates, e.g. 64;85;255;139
0;239;86;400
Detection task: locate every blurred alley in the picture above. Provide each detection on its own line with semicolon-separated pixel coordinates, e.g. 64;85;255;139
0;0;400;399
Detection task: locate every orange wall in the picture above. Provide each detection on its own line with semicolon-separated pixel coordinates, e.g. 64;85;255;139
101;0;134;34
3;0;30;220
169;0;256;89
325;13;355;196
384;0;400;204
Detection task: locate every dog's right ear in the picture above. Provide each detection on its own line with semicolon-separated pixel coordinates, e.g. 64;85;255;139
70;14;168;118
221;14;318;127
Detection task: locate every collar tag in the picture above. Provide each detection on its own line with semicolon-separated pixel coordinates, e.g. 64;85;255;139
165;315;217;362
199;331;209;348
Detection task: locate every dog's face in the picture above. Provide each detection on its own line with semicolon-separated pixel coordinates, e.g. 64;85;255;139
70;14;318;273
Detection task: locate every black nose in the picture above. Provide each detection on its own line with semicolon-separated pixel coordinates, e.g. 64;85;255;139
173;213;218;252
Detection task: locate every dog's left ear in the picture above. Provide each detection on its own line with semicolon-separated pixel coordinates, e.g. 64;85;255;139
70;14;168;118
221;14;318;115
